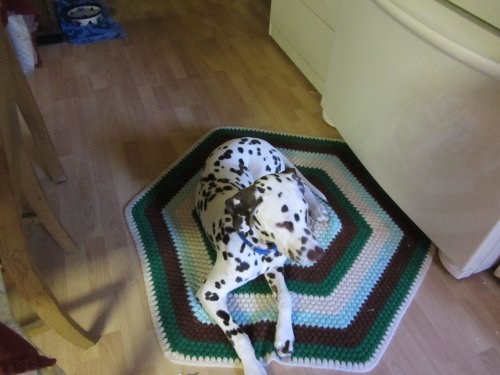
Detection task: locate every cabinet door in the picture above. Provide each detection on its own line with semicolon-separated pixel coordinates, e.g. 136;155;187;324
269;0;340;93
32;0;63;44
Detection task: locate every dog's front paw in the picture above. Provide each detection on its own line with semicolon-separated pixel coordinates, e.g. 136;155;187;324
242;360;267;375
275;337;294;359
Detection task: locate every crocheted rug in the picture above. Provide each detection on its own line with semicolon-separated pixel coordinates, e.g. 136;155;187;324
125;127;434;372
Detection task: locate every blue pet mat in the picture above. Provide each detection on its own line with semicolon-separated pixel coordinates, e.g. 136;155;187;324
54;0;126;45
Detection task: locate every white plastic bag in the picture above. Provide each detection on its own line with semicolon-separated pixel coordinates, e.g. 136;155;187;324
6;14;38;75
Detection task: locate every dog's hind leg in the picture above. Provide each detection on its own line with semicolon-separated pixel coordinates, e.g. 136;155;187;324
303;183;329;229
196;273;267;375
281;153;327;202
265;267;295;359
281;155;329;228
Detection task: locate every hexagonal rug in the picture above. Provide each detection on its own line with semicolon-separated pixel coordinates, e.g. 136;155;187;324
124;127;434;372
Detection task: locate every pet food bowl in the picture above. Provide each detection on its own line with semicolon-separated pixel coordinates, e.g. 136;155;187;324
67;3;103;26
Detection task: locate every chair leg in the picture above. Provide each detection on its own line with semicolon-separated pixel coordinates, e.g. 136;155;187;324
0;153;97;349
5;256;97;349
1;239;97;349
1;22;95;349
0;46;77;254
19;149;79;254
8;43;66;184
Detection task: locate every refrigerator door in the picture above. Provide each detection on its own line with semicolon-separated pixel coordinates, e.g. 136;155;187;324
321;0;500;278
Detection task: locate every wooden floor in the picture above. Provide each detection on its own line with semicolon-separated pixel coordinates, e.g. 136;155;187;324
6;0;499;374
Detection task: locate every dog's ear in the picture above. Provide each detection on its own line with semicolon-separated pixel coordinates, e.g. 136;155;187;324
225;185;263;232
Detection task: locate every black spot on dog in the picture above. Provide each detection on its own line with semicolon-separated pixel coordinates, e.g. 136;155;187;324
218;149;234;161
281;205;289;213
217;310;231;326
294;213;300;222
236;261;250;272
225;327;244;339
235;276;242;283
282;340;292;354
205;291;219;301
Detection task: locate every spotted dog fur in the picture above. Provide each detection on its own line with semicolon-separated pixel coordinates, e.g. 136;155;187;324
196;137;329;375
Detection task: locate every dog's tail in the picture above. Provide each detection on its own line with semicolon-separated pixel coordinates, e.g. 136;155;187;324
282;154;327;202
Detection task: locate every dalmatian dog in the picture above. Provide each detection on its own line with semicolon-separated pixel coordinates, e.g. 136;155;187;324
195;137;330;375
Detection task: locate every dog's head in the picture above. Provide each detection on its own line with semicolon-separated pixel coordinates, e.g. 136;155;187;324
225;168;324;265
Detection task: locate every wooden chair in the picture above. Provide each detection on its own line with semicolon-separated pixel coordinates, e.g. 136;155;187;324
0;19;97;349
